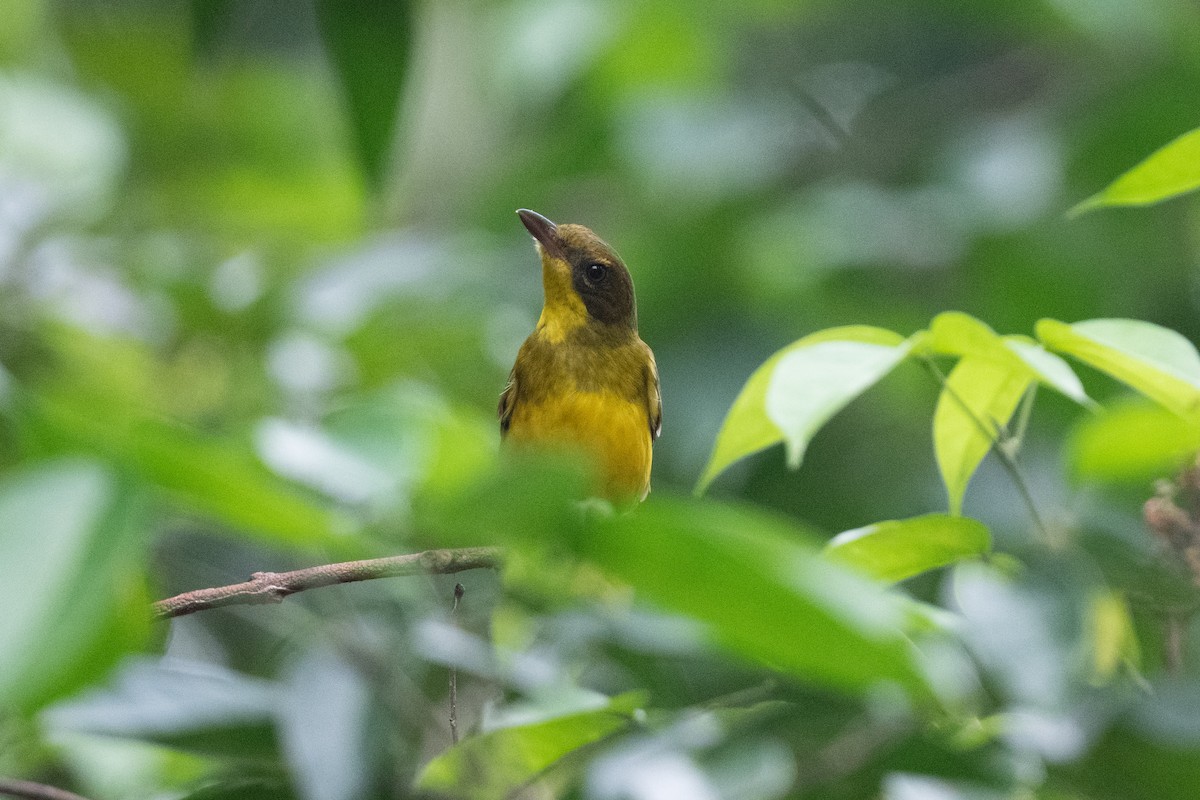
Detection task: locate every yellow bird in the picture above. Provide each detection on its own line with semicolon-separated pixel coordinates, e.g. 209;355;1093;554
499;209;662;501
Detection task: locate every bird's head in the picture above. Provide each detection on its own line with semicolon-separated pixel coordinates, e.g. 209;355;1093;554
517;209;637;334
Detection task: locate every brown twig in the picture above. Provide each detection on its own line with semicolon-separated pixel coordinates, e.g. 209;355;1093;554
449;582;465;744
0;778;93;800
153;547;503;620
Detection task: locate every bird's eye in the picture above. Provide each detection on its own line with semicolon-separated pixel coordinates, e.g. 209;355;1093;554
585;263;607;283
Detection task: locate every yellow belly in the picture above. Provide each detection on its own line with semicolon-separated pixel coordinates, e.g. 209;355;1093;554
507;390;652;501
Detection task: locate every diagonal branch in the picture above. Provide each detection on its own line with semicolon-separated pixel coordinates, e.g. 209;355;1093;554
153;547;503;620
0;778;94;800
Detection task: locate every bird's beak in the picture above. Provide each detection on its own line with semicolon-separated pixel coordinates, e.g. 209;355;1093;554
517;209;565;260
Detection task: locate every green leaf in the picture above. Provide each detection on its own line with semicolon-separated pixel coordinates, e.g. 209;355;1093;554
824;514;991;583
315;0;412;191
1072;126;1200;214
926;311;1010;360
697;326;907;492
418;447;592;549
767;334;912;469
20;390;354;551
415;692;644;799
1037;318;1200;422
0;458;151;713
1087;589;1140;685
1003;336;1092;406
43;658;282;760
577;496;931;698
926;312;1088;404
1069;399;1200;483
933;356;1032;515
189;0;236;56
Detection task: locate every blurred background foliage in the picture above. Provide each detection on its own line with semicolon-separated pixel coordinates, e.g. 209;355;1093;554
3;0;1200;798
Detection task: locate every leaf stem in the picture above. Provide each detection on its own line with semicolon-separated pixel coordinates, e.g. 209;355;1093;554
921;356;1050;542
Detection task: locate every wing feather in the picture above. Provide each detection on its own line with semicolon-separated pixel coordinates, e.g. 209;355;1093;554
498;369;518;437
644;343;662;440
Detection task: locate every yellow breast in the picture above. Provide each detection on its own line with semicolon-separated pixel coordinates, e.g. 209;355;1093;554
507;389;652;501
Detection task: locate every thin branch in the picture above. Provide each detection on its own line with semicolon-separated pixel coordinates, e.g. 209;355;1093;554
0;778;93;800
153;547;503;620
921;356;1050;541
449;582;465;744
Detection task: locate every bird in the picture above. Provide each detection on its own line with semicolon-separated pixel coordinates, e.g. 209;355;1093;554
499;209;661;502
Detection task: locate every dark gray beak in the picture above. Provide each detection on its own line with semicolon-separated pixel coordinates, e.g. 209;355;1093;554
517;209;564;259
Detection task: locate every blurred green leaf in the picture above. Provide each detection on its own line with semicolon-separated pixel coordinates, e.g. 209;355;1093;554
415;692;644;799
1053;711;1200;800
579;496;932;698
1073;126;1200;214
15;553;154;717
418;447;592;550
933;356;1032;515
926;312;1088;404
21;390;354;551
1087;589;1140;685
0;458;151;714
697;326;907;492
177;777;296;800
825;514;991;583
315;0;412;191
323;381;497;510
189;0;236;56
1037;318;1200;422
1069;399;1200;483
44;659;282;761
276;649;371;800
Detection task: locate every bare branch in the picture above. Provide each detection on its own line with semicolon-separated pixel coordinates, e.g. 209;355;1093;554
0;778;94;800
449;582;465;744
153;547;503;620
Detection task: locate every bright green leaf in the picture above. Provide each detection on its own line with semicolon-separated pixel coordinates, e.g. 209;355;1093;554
926;311;1012;360
1037;318;1200;422
415;692;644;799
825;514;991;583
697;326;906;492
577;497;931;698
766;336;912;468
933;356;1032;515
1069;399;1200;483
1003;336;1091;406
926;312;1088;404
1072;126;1200;214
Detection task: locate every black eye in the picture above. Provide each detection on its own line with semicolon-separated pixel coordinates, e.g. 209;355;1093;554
585;263;607;283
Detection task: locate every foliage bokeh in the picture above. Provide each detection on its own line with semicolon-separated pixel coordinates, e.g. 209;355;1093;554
3;0;1200;798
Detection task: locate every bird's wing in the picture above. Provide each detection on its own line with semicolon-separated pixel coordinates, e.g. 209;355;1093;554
644;343;662;441
498;368;518;437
